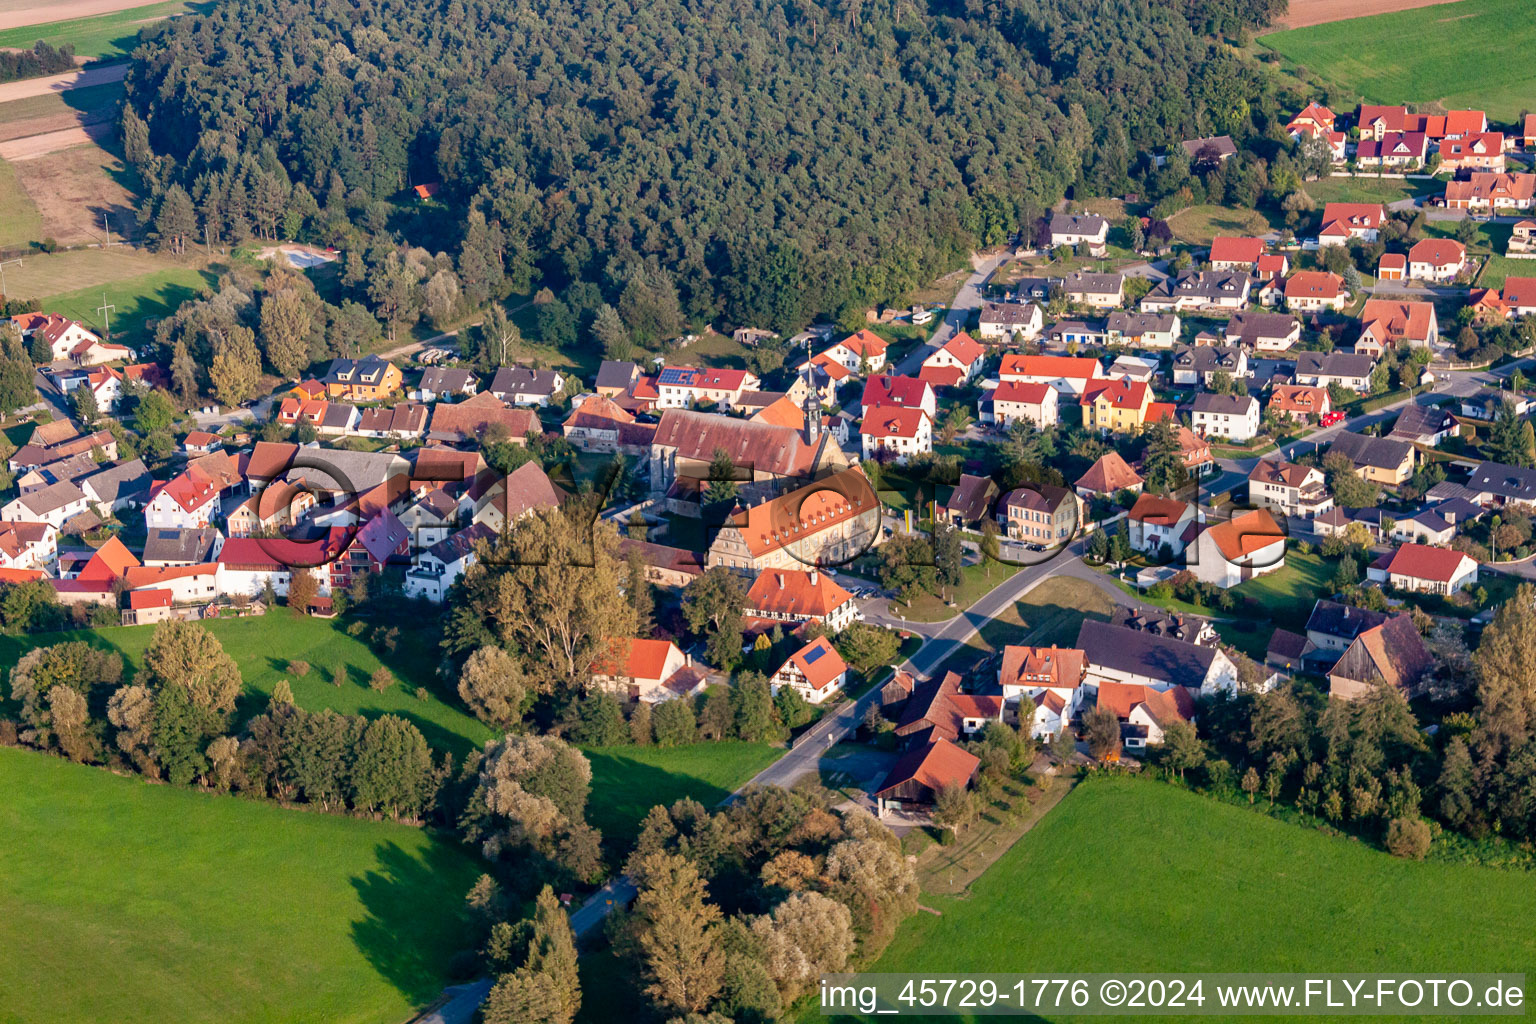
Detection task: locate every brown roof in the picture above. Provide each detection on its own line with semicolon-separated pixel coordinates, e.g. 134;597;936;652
1202;509;1284;562
727;467;875;559
875;737;980;799
1267;385;1329;416
999;645;1086;691
1247;459;1317;489
1074;452;1142;494
652;409;817;477
1330;614;1432;694
428;392;540;443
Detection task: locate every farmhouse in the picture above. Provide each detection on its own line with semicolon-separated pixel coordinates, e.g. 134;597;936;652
771;636;848;705
1328;615;1433;701
1097;680;1195;750
874;737;979;815
1076;619;1239;695
490;366;569;407
592;638;705;704
744;568;858;631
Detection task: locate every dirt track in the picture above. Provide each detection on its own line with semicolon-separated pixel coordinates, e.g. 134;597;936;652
0;0;164;30
1270;0;1464;29
0;121;111;160
0;63;125;104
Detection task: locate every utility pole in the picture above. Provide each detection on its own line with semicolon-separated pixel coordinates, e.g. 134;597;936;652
0;258;20;301
96;294;116;341
102;212;111;248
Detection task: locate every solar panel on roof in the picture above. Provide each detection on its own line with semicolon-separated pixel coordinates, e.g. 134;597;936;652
803;646;825;664
658;367;695;385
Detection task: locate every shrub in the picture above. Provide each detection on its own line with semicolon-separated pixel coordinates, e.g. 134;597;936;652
415;686;430;701
368;667;394;692
331;663;346;687
1386;817;1432;860
287;660;310;677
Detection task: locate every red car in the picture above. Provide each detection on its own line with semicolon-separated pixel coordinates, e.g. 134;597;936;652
1320;411;1346;426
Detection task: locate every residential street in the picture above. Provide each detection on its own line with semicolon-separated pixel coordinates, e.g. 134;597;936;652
894;251;1010;375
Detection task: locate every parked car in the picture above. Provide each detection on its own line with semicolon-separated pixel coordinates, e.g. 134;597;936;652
1320;410;1346;426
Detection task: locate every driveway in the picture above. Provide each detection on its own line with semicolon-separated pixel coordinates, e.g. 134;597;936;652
894;251;1010;375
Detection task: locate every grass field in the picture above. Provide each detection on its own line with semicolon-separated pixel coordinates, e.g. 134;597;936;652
811;778;1530;1022
0;0;208;59
584;742;782;845
0;746;483;1024
1476;254;1534;290
1302;176;1441;206
965;575;1116;654
1231;550;1332;628
1;246;210;298
894;559;1023;623
0;614;497;758
1261;0;1536;120
1167;204;1275;246
43;264;219;345
0;154;43;250
0;82;123;129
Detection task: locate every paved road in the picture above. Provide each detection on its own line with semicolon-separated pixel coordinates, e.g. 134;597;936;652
1367;282;1471;300
894;251;1009;375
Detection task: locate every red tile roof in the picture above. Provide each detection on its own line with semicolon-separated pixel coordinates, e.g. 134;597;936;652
861;405;927;439
1075;452;1142;494
875;737;980;798
787;636;847;689
939;331;984;365
999;354;1101;380
1285;271;1343;300
1209;236;1265;265
1097;680;1195;725
594;637;680;682
76;536;140;583
999;645;1086;690
861;375;931;411
1203;509;1284;561
745;568;854;620
1127;493;1191;526
835;329;888;358
727;467;874;559
1407;238;1465;268
1381;543;1473;583
990;380;1054;406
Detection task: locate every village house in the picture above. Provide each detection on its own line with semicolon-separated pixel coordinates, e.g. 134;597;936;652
939;474;999;529
561;395;655;454
1045;319;1107;349
403;522;495;602
80;459;151;517
1182;135;1237;165
1048;212;1109;252
1356;299;1439;355
861;375;937;421
860;405;931;463
648;408;848;500
1248;459;1333;519
997;354;1104;396
141;527;223;567
1367;543;1479;595
490;366;568;407
1318;203;1384;243
1074;451;1143;498
1190;508;1286;589
56;364;123;411
1510;220;1536;254
1189;393;1260;442
411;367;479;402
144;466;220;530
1105;355;1158;384
1466;460;1536;507
355;403;429;440
983;380;1058;430
470;461;566;533
324;355;402;402
1254;253;1292;306
1140;270;1250;313
1208;236;1265;272
819;330;888;375
894;672;1003;747
997;483;1078;546
705;467;879;573
1305;598;1390;659
592;638;705;704
0;521;57;572
1104;311;1178;348
1294;351;1375;392
874;737;980;816
1077;618;1240;695
999;644;1087;725
1503;277;1536;317
977;301;1044;341
1356;131;1428;170
1081;379;1161;435
594;359;642;397
1387;404;1458;447
1328;615;1433;701
1438;132;1506;174
743;568;859;632
918;332;985;388
1062;271;1124;308
1126;493;1197;557
9;313;101;362
1266;384;1331;422
1098;680;1196;750
1443;172;1536;212
1407;239;1468;284
1328;431;1415;486
1171;344;1247;388
1284;271;1347;312
1286;101;1335;138
771;635;849;705
1225;312;1301;353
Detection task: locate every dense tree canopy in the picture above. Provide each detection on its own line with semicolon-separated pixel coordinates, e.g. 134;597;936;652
124;0;1286;329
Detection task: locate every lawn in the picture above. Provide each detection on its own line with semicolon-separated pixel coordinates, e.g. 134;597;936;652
0;0;210;59
0;746;484;1024
43;264;220;348
0;155;42;250
1260;0;1536;121
966;575;1116;654
1231;549;1332;628
1302;176;1440;206
1166;204;1274;246
0;614;496;759
1477;254;1533;290
810;777;1530;1022
892;559;1022;623
583;741;782;846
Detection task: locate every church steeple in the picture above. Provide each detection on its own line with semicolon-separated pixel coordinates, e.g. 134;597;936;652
801;337;821;443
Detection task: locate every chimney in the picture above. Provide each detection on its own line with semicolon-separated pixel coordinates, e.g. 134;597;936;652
810;569;819;586
777;573;785;589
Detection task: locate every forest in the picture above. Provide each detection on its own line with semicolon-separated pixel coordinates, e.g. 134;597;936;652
121;0;1291;335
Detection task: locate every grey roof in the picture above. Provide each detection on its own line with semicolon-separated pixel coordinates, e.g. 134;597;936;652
1406;510;1453;534
1189;393;1257;416
1226;311;1298;343
1147;270;1249;303
490;365;563;397
1295;351;1375;379
1329;431;1412;471
1388;404;1456;441
17;480;84;515
1076;619;1218;687
23;452;97;486
943;473;998;522
80;458;151;505
1429;497;1484;524
1049;212;1108;237
1305;599;1389;643
1468;460;1536;502
1012;276;1062;300
321;403;358;428
325;354;394;385
1112;606;1213;645
980;301;1040;325
142;526;221;564
1425;480;1482;503
419;367;478;393
287;449;410;492
1063;271;1123;294
1173;344;1243;372
1267;628;1314;662
1182;135;1238;160
595;360;640;390
1106;311;1176;334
